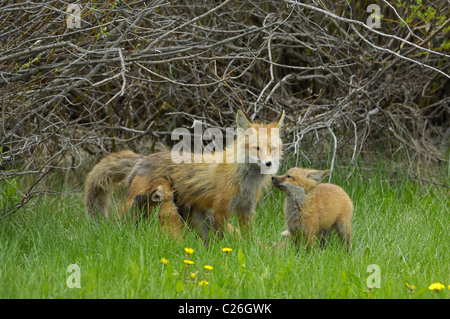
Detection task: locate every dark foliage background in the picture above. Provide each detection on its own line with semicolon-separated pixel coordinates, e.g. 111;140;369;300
0;0;449;212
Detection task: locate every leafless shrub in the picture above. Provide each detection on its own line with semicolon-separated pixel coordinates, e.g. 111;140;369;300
1;0;449;213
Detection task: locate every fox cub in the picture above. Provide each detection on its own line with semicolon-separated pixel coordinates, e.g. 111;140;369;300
123;175;184;239
272;168;353;252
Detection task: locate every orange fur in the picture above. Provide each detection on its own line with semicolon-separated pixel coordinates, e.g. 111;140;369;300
83;111;285;239
272;168;354;252
84;150;143;219
122;176;184;239
127;110;285;237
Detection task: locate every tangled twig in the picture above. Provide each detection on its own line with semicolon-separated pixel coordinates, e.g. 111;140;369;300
0;0;449;214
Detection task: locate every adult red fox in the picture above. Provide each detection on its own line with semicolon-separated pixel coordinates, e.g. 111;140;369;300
272;168;353;252
84;110;285;238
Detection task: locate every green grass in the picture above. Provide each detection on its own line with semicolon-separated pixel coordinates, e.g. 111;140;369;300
0;163;449;299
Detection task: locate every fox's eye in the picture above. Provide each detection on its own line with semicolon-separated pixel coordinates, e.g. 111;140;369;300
287;175;292;178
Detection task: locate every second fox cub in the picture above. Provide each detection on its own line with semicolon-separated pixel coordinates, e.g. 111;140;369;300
123;176;184;239
272;168;353;252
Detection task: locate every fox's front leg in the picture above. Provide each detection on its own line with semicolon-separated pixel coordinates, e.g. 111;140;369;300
213;212;227;238
232;196;256;238
214;214;242;238
212;209;241;238
236;212;253;238
159;205;184;241
212;202;231;238
302;224;318;253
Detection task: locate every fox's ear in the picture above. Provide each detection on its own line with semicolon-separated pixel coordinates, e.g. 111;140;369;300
277;110;285;128
151;186;165;202
307;170;330;183
236;110;252;130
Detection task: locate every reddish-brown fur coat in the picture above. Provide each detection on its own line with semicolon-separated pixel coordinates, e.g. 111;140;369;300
123;176;184;239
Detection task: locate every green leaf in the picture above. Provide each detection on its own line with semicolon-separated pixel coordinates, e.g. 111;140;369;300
340;270;347;282
363;246;371;260
175;280;184;293
237;248;246;268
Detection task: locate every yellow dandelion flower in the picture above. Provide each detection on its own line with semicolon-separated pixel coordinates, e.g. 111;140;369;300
160;258;168;265
199;280;209;286
183;259;195;265
428;282;445;291
190;272;196;279
184;248;194;255
222;247;232;253
204;265;213;271
405;283;415;290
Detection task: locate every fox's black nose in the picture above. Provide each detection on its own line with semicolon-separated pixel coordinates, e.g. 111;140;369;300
271;176;275;180
265;161;272;167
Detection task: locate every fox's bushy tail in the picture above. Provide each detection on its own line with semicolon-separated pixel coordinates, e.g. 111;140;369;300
84;150;143;219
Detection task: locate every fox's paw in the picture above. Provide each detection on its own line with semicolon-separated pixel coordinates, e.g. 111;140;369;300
281;230;291;238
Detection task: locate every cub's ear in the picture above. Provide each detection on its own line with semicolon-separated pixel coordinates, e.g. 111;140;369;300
236;110;252;130
277;110;285;128
151;186;166;202
307;170;331;183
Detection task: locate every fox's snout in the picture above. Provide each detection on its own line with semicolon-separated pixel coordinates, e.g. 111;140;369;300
253;151;277;168
271;176;284;189
271;175;283;182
